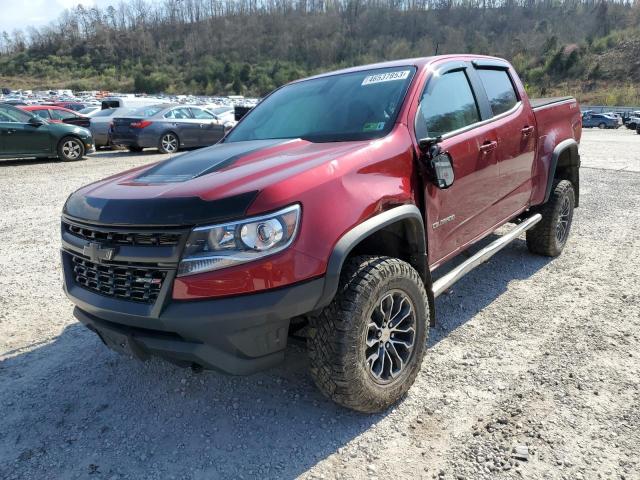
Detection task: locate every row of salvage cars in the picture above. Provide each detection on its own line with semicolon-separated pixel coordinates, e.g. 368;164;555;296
97;104;236;153
0;101;238;162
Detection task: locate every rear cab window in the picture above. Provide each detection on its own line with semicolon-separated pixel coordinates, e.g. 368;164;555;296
476;69;519;116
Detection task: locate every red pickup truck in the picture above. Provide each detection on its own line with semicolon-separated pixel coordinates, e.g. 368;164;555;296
61;55;581;412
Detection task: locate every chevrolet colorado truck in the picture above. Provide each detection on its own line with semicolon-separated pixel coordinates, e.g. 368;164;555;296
61;55;581;412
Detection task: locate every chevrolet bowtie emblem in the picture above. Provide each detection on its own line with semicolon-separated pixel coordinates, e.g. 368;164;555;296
83;243;117;262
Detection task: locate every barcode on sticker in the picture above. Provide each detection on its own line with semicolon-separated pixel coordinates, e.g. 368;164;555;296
362;70;410;86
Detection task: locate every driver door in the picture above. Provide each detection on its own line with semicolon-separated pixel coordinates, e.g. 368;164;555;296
414;65;501;266
0;106;50;156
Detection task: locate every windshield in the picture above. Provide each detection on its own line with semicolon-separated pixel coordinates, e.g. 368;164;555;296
93;107;136;118
225;66;416;143
131;105;167;117
210;106;233;115
93;108;116;118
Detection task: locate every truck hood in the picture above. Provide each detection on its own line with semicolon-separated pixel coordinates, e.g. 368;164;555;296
64;138;370;226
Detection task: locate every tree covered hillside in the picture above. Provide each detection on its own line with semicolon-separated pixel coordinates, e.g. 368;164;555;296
1;0;639;104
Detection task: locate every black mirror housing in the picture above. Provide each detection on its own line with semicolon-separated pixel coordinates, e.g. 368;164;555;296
28;117;44;126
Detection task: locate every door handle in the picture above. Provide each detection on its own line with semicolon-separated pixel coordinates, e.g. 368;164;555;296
6;129;17;134
521;126;535;137
479;140;497;154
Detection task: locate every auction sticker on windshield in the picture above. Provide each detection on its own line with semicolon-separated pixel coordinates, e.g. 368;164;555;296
362;70;410;86
363;122;386;132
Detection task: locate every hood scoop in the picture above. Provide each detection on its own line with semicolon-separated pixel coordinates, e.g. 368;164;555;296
135;139;290;184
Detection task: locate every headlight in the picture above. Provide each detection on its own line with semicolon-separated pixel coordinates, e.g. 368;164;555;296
177;204;301;276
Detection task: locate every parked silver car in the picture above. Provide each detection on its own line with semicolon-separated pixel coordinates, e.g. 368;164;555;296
110;104;230;153
89;107;137;148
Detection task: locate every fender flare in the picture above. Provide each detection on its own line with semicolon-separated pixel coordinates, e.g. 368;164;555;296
313;204;436;325
544;138;579;203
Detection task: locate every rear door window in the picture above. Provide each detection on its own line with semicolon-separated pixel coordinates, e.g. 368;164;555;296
416;70;481;138
476;69;518;116
190;108;215;119
165;108;193;120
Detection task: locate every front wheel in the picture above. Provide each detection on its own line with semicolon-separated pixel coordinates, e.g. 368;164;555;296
307;256;429;413
158;132;179;154
57;136;85;161
526;180;575;257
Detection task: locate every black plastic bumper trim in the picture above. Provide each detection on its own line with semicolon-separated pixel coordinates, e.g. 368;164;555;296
69;277;326;375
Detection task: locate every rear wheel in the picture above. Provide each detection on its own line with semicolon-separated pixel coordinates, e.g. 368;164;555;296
526;180;575;257
57;136;85;161
307;256;429;413
158;132;179;154
597;122;606;129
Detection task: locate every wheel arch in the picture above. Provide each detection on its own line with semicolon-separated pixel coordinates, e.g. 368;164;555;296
314;204;436;325
545;138;580;208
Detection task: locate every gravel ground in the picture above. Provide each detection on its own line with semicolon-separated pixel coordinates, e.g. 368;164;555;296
0;128;639;480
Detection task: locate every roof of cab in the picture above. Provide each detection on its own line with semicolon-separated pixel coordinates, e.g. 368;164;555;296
298;54;509;83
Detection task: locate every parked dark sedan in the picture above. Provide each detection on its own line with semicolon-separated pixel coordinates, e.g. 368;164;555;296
110;104;227;153
581;112;619;129
0;103;94;161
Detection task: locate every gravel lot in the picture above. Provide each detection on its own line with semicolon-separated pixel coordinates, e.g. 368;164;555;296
1;128;639;480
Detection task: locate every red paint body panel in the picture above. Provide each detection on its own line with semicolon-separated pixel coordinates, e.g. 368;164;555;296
21;105;82;123
67;55;580;301
529;99;582;206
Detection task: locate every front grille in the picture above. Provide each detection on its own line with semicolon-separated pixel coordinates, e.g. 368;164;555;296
64;222;181;247
71;254;167;303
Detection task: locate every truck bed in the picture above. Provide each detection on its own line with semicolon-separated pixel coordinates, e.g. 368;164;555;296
530;96;574;110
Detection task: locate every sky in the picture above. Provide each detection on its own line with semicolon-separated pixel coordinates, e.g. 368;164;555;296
0;0;117;34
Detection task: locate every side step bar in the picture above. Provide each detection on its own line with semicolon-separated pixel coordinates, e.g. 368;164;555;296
432;213;542;298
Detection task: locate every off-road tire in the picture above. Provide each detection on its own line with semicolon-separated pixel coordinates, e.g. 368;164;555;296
158;132;179;154
57;136;85;161
526;180;575;257
128;146;144;153
307;256;429;413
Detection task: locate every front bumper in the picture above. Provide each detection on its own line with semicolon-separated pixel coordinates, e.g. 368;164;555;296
62;248;324;374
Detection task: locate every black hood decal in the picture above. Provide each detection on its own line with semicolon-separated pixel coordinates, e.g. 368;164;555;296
135;139;291;183
63;191;259;227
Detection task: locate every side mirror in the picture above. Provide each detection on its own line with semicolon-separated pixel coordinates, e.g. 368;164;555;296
223;121;235;134
430;152;455;189
28;117;44;126
418;136;455;189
